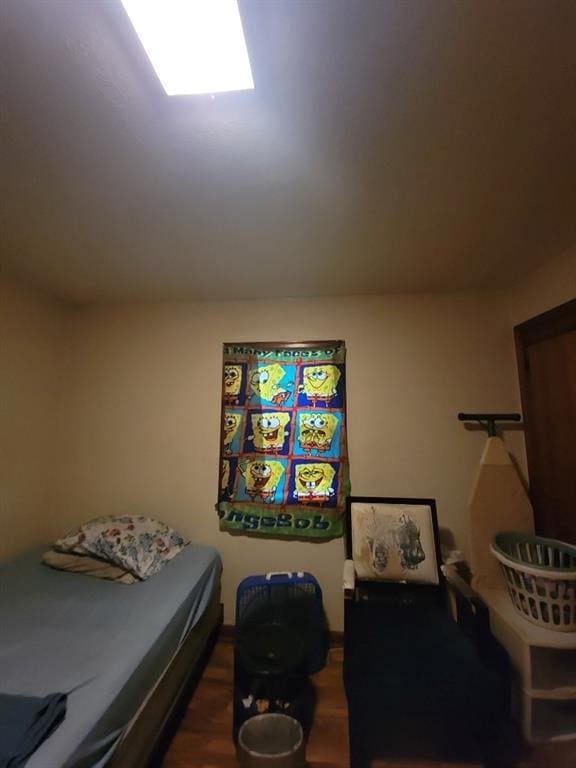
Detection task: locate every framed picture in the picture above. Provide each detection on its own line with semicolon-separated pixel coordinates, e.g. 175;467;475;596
345;496;441;585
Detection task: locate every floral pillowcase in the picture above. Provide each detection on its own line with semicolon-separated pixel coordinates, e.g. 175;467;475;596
52;516;189;580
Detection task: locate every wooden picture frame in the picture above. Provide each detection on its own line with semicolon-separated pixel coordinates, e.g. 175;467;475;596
345;496;441;585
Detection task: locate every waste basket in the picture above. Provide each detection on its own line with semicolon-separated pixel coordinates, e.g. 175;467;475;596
237;713;305;768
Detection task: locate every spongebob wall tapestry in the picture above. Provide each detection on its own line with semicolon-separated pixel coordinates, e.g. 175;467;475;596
217;341;350;539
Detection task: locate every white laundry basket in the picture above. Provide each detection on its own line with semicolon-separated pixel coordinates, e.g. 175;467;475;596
490;532;576;632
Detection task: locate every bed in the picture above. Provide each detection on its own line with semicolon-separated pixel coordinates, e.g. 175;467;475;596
0;543;222;768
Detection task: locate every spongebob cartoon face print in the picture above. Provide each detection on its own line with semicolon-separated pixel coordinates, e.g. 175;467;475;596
223;412;241;454
249;412;291;453
249;364;292;407
293;463;336;504
224;365;242;404
298;413;338;455
300;365;341;406
239;459;285;503
218;342;349;538
220;459;230;492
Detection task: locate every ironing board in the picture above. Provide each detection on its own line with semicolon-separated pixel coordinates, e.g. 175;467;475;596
465;433;576;743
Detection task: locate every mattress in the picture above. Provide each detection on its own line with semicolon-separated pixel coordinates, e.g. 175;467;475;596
0;544;221;768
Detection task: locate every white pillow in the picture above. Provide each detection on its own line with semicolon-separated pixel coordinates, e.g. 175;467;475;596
53;515;189;580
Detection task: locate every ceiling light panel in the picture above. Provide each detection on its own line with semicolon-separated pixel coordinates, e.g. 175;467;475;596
120;0;254;96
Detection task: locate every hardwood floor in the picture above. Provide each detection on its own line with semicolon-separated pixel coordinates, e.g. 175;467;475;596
163;639;348;768
162;637;575;768
164;641;239;768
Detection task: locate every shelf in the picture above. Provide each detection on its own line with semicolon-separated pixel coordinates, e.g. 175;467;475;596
526;686;576;700
527;697;576;742
477;585;576;650
477;584;576;743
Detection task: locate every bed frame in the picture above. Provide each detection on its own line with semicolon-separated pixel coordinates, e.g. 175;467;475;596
109;587;223;768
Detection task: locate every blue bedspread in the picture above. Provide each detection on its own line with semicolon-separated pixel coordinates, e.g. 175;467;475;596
0;692;67;768
0;544;221;768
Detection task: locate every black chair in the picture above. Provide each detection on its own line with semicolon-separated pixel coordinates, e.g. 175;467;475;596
343;497;510;768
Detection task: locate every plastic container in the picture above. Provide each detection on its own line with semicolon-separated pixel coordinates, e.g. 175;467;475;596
237;714;305;768
490;532;576;632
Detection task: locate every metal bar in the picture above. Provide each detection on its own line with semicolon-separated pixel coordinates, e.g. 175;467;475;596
223;340;344;349
457;413;521;422
457;412;522;437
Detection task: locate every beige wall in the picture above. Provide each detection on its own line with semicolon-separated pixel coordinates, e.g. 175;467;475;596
0;277;69;559
56;291;524;630
508;245;576;327
5;263;569;628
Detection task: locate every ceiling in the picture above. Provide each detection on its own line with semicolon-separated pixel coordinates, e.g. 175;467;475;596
1;0;575;304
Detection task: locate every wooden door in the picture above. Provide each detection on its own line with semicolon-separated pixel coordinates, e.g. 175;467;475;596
515;299;576;544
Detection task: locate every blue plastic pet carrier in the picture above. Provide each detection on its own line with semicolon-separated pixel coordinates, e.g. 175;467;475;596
233;571;327;740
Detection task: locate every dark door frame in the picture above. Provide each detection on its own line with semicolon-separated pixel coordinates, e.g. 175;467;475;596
514;298;576;536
